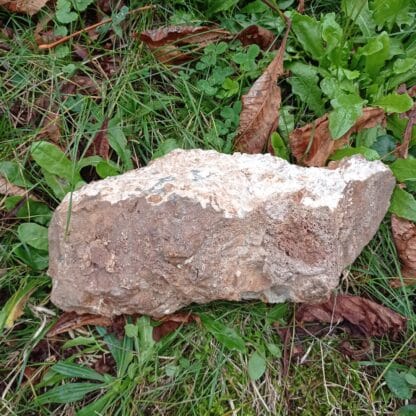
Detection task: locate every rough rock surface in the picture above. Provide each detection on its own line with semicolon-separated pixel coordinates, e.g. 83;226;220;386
48;150;395;317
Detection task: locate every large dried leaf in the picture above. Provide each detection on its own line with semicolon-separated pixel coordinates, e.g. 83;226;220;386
290;107;386;166
47;312;112;337
0;177;27;198
152;312;200;341
87;118;110;159
140;26;232;64
391;214;416;281
236;25;276;50
296;294;406;339
0;0;48;15
234;21;291;153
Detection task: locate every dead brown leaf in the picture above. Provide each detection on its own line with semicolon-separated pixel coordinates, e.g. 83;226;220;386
0;0;48;15
290;107;386;167
234;19;291;153
152;312;200;341
87;118;110;159
140;26;232;64
391;214;416;284
236;25;276;51
61;75;100;96
0;177;27;199
47;312;112;337
296;294;406;339
37;113;61;144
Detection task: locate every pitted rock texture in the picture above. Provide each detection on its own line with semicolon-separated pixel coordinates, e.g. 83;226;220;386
48;149;395;317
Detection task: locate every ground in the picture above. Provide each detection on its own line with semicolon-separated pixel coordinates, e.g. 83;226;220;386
1;0;416;415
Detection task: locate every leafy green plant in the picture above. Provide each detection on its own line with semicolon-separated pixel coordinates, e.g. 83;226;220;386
385;368;416;400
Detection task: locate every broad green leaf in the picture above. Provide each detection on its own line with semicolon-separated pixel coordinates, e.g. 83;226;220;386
52;362;107;382
153;139;180;159
200;314;246;353
124;323;137;338
385;370;413;400
341;0;375;36
288;63;325;115
137;316;156;362
266;343;282;358
329;95;364;140
41;169;70;200
248;352;267;381
0;278;47;331
330;146;379;161
390;159;416;182
375;93;413;113
370;135;396;162
62;336;97;349
291;12;325;60
389;187;416;222
270;133;289;161
56;0;78;23
13;245;49;270
5;197;52;225
404;373;416;386
96;160;120;179
399;405;416;416
72;0;95;12
17;223;48;251
278;106;295;140
0;161;33;187
207;0;238;15
371;0;410;28
358;32;390;78
31;141;81;183
107;119;133;170
36;382;105;405
321;13;344;65
393;58;416;74
76;156;103;170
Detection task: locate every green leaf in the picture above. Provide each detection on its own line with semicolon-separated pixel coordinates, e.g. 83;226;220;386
329;106;362;139
107;118;133;170
270;133;289;161
137;316;156;358
266;343;282;358
36;382;105;405
371;0;410;28
385;370;413;400
390;159;416;182
278;106;295;140
207;0;238;15
96;161;120;179
267;303;289;323
404;372;416;386
291;12;325;60
17;223;49;251
5;197;52;225
358;32;390;78
330;146;380;161
124;323;137;338
248;352;267;381
71;0;94;12
0;278;47;331
200;314;246;353
77;389;116;416
31;141;81;183
52;362;107;382
56;0;78;23
13;245;49;270
370;135;397;162
399;405;416;416
288;63;325;115
153;139;180;160
393;58;416;74
0;161;32;187
389;187;416;222
375;93;413;113
321;13;344;65
341;0;375;37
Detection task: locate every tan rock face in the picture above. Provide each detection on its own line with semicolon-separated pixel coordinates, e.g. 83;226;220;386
48;150;395;317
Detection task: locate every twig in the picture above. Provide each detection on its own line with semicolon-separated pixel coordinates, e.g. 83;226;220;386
38;5;155;50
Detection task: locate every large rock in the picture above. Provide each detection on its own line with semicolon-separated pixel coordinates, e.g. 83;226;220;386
48;150;395;317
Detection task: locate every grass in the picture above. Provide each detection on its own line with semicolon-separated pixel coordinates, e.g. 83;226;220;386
1;0;416;414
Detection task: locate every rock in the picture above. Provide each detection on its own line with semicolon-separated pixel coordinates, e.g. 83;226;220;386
48;150;395;317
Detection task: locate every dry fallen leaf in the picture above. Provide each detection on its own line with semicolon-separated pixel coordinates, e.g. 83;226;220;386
152;312;200;341
0;176;27;199
0;0;48;15
87;118;110;159
61;75;100;96
47;312;112;337
296;294;406;339
236;25;276;51
391;215;416;285
37;113;61;144
290;107;386;167
234;19;291;153
140;26;232;64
